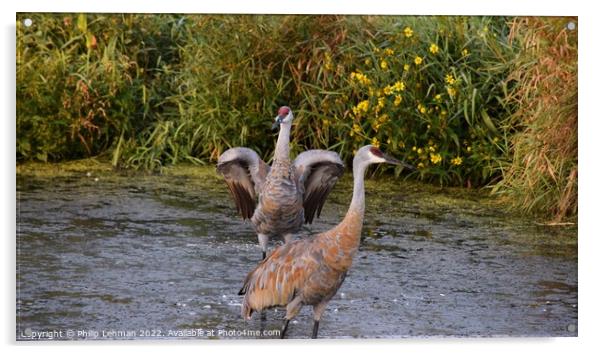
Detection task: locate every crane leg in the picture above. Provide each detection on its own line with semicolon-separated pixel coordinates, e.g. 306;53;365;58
280;319;290;339
311;320;320;339
281;296;302;339
311;301;328;339
259;311;267;332
258;234;268;260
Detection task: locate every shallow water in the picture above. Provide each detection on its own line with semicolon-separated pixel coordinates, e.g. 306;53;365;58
16;166;577;340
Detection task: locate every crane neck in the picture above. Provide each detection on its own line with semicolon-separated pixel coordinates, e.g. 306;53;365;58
324;157;369;270
345;158;368;222
273;122;292;163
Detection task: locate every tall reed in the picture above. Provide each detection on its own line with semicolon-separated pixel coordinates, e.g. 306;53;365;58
492;18;577;221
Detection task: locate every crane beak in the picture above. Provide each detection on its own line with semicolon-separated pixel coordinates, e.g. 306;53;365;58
383;153;415;170
400;161;416;170
382;153;401;165
272;116;283;131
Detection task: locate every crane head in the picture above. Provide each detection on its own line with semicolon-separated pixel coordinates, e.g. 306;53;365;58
272;106;293;130
359;145;415;170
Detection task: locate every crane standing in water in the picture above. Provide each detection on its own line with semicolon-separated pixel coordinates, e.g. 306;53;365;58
239;145;411;338
217;106;344;259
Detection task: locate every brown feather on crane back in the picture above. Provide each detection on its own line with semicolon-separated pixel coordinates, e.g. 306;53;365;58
239;208;363;320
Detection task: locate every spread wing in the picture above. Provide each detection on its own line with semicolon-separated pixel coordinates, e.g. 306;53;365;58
239;239;320;319
293;150;345;224
216;147;269;219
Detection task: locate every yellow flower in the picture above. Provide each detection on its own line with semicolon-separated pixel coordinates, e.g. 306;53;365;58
364;58;372;66
417;103;426;114
353;100;370;116
412;146;417;151
479;26;489;38
428;145;435;152
324;52;333;70
404;64;410;71
417;162;424;169
378;114;389;123
352;123;362;134
384;48;394;56
371;137;380;148
414;56;423;65
430;153;442;164
417;148;423;154
380;60;388;70
350;71;371;86
375;97;385;113
372;121;381;132
447;86;457;97
383;86;393;95
462;48;469;57
445;73;456;85
451;156;463;166
394;95;402;106
467;146;472;152
404;26;413;38
435;94;442;102
429;43;439;54
393;81;406;92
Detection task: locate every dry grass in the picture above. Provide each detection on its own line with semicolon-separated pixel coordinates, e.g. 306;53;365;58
493;17;577;221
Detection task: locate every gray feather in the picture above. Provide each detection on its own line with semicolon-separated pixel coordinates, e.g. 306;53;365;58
217;147;269;219
293;150;345;224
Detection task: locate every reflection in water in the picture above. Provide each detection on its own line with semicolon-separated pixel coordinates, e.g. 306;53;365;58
16;170;577;339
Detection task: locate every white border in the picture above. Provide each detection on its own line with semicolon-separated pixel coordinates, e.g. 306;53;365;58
4;1;600;353
11;0;580;15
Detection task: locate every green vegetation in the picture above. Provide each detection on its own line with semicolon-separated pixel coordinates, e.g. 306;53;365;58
16;14;577;220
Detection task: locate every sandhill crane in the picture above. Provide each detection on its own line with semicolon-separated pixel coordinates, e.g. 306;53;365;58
217;106;344;259
238;145;411;339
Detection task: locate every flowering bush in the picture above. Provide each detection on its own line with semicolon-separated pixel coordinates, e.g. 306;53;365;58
339;17;515;186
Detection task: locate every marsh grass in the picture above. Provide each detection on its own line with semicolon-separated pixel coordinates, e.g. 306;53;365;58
492;18;577;221
16;14;578;219
17;14;185;164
